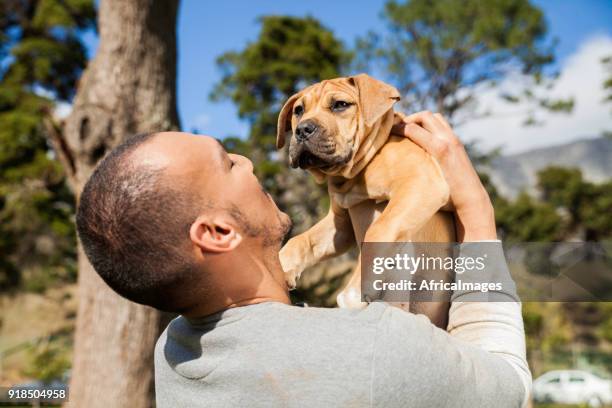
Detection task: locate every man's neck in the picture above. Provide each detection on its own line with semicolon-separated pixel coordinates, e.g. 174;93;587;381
184;287;291;319
183;246;291;319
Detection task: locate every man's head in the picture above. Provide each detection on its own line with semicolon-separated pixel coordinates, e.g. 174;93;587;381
276;74;400;177
77;132;291;314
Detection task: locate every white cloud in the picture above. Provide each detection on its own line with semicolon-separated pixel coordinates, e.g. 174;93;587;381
457;35;612;154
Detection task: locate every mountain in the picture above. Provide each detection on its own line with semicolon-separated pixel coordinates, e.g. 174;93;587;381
483;136;612;199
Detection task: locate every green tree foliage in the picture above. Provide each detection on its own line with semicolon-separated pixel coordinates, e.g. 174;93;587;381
0;0;95;291
522;302;573;375
496;192;563;242
493;166;612;369
598;303;612;343
25;339;71;382
481;171;561;242
211;16;351;227
492;166;612;243
537;167;612;241
357;0;573;125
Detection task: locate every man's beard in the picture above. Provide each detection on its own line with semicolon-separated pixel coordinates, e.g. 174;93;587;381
269;210;292;247
229;204;292;248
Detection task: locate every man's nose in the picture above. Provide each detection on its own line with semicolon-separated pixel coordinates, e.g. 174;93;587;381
295;120;318;142
236;154;254;172
245;157;254;172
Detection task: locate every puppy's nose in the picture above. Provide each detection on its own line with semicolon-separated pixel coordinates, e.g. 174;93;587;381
295;120;318;142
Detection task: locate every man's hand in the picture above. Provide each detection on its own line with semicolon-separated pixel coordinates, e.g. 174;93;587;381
391;111;496;242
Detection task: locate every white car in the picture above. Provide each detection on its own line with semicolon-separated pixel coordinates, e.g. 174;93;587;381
533;369;612;407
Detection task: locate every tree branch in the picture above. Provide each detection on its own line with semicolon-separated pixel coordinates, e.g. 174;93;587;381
43;115;78;192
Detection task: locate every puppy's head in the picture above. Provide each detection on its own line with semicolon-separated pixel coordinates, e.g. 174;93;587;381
276;74;400;175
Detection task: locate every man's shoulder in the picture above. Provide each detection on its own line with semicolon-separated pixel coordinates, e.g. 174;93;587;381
155;301;435;360
157;301;430;336
156;301;396;351
239;301;434;350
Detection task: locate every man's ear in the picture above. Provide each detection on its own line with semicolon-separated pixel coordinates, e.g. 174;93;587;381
190;216;242;254
349;73;400;127
276;92;302;149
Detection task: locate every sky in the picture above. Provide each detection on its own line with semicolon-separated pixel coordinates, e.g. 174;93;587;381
82;0;612;154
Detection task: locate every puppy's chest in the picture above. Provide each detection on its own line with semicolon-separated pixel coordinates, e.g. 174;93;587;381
329;176;389;209
329;179;389;244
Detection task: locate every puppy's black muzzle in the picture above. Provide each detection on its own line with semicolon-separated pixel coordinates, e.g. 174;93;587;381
295;120;318;142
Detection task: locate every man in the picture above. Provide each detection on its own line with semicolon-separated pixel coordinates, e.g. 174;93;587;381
76;111;531;407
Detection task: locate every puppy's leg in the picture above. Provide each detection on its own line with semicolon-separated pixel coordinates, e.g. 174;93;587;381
336;255;366;308
279;200;354;289
364;175;449;244
362;176;451;327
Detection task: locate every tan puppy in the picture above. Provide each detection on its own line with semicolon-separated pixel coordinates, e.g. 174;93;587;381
277;74;455;328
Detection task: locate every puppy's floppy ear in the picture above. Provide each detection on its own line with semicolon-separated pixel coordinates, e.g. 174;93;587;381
349;73;400;127
276;92;302;149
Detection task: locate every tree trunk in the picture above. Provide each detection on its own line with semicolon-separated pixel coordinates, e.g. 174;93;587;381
58;1;180;406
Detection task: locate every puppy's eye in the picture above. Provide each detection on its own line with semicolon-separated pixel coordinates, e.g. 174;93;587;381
331;100;352;112
293;105;304;116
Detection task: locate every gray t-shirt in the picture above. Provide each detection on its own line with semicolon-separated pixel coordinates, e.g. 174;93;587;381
154;301;525;407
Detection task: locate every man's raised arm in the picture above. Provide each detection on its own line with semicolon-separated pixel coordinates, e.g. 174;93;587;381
374;112;532;407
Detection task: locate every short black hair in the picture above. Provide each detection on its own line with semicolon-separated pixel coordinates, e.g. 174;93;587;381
76;132;201;312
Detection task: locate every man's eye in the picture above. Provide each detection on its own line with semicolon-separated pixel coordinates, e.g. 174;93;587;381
331;101;352;112
293;105;304;116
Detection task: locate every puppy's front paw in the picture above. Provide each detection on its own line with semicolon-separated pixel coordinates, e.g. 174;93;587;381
284;270;300;290
278;238;303;290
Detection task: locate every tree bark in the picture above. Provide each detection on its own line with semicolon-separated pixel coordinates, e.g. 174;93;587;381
60;1;180;406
